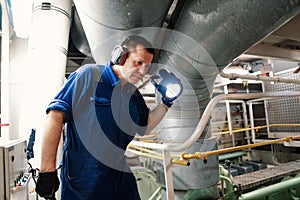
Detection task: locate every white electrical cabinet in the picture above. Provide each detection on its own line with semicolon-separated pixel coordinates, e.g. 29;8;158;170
0;140;29;200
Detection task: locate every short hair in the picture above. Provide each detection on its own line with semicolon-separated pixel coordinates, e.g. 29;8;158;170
121;35;155;55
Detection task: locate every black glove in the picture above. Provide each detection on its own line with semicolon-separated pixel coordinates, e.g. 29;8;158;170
36;170;60;199
150;69;183;107
161;96;174;108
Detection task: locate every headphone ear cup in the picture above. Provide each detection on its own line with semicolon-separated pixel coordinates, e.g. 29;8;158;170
118;52;128;65
111;45;127;65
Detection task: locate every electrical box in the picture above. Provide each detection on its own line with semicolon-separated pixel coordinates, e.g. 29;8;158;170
0;139;29;200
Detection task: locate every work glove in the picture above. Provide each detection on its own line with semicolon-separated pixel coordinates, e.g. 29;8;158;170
36;170;60;199
150;69;183;107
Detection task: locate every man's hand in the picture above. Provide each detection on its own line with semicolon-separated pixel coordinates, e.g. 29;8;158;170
36;170;60;199
150;69;183;107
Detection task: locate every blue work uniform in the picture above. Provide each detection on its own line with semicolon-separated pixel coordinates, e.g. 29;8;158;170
46;63;149;200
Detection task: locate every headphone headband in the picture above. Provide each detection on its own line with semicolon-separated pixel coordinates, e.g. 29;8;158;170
111;35;153;65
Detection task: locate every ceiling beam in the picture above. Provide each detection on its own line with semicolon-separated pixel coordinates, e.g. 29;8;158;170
272;13;300;42
245;43;300;62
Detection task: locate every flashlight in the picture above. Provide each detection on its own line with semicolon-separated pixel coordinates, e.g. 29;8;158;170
150;69;183;107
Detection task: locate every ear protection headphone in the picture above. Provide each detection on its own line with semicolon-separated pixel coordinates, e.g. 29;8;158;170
110;36;131;65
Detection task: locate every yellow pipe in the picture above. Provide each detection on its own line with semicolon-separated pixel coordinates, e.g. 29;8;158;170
129;125;300;165
219;123;300;135
126;148;163;160
128;144;181;158
127;145;189;166
128;144;162;157
181;135;300;161
172;159;190;166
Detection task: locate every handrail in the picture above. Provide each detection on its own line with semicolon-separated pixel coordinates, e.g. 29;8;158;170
129;91;300;200
131;91;300;152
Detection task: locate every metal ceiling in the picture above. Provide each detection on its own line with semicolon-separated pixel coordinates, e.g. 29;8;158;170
236;13;300;64
66;5;300;76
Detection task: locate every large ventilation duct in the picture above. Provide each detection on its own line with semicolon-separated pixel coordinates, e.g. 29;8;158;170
70;7;91;56
73;0;173;63
72;0;300;198
174;0;300;67
156;0;300;194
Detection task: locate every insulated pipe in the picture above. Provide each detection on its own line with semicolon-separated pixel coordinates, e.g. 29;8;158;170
1;0;11;139
18;0;72;188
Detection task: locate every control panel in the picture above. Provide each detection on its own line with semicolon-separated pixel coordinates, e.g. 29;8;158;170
0;140;29;200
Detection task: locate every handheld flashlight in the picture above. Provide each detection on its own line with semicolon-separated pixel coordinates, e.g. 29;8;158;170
150;69;183;101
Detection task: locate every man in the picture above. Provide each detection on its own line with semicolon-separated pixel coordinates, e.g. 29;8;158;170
36;35;180;199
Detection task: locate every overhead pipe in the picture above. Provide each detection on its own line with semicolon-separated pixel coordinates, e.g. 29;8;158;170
220;70;300;84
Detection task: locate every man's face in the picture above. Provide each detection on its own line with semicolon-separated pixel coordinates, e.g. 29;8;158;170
119;44;153;84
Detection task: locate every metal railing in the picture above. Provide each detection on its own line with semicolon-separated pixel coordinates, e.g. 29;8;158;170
129;91;300;200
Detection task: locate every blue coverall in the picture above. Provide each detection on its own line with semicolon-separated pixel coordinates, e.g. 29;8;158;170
46;63;149;199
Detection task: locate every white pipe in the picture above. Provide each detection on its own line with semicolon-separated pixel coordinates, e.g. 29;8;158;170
132;91;300;152
166;91;300;152
19;0;72;139
18;1;72;199
220;71;300;84
1;0;11;140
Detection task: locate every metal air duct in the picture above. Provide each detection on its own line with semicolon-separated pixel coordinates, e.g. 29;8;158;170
72;0;300;198
73;0;174;64
156;0;300;193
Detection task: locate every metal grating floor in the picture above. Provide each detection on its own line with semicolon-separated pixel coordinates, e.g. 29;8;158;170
233;160;300;191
